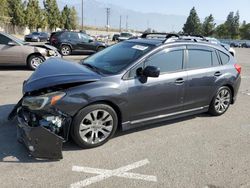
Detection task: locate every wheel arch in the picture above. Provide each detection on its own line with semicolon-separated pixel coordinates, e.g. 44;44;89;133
26;52;45;65
223;84;235;104
74;100;123;131
60;43;73;50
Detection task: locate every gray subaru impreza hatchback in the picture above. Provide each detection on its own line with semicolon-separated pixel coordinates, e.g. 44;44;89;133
9;33;241;159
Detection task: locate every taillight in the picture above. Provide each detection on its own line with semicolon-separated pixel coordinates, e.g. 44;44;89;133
234;64;241;74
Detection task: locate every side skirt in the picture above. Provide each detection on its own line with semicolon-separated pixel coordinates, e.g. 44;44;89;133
121;106;209;131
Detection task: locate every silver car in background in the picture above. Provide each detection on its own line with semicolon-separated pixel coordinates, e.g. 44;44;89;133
0;32;61;70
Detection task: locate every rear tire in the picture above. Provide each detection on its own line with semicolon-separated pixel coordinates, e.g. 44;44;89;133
209;86;232;116
60;45;71;56
71;104;118;149
27;54;44;70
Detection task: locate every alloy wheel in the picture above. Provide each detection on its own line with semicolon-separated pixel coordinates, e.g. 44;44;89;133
30;57;43;69
61;46;71;56
79;110;114;144
214;88;231;113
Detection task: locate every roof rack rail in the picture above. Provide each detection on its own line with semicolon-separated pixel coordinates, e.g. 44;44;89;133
140;33;180;43
178;34;209;42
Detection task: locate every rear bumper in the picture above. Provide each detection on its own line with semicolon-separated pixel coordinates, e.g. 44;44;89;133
232;75;241;104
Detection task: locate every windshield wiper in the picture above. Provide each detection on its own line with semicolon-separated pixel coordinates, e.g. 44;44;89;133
83;63;102;74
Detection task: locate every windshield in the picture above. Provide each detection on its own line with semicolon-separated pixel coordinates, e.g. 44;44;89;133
32;32;40;35
82;42;154;75
4;33;26;45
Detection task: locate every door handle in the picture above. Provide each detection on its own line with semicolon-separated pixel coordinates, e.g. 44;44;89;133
175;78;185;84
214;71;222;77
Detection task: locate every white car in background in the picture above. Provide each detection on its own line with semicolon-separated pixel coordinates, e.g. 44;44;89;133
206;37;236;57
118;32;134;42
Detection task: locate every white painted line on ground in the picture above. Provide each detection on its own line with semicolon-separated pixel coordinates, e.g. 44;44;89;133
71;159;157;188
241;91;250;96
242;76;250;79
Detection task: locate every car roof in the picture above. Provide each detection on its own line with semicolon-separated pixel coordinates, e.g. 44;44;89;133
126;37;228;52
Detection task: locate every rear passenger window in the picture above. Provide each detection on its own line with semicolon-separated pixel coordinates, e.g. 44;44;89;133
218;51;230;64
212;51;220;66
145;50;183;74
187;50;212;69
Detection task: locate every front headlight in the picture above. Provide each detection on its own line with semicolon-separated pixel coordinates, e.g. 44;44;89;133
22;92;66;110
47;50;56;56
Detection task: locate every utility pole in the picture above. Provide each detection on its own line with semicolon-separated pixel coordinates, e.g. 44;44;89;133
119;15;122;32
81;0;84;30
106;8;110;33
126;15;128;31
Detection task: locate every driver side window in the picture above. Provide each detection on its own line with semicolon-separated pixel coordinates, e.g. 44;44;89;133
145;49;183;74
79;33;90;43
127;49;184;79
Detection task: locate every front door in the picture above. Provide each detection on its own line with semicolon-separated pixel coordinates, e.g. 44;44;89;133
124;46;187;122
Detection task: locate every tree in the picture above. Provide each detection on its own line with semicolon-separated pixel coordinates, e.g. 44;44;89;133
25;0;40;31
37;9;47;30
8;0;26;31
215;24;228;38
69;7;78;30
225;11;240;39
61;5;70;29
240;23;250;39
43;0;60;31
232;11;240;38
202;14;216;36
183;7;201;35
61;5;78;30
0;0;9;21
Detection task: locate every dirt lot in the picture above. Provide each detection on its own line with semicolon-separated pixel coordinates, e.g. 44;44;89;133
0;49;250;188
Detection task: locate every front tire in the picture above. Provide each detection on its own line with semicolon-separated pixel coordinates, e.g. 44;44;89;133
60;45;71;56
209;86;232;116
71;104;118;149
27;54;44;70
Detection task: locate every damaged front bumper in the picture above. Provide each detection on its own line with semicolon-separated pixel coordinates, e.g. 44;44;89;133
15;107;71;160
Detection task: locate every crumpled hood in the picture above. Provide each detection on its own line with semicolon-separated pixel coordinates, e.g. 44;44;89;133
23;58;101;93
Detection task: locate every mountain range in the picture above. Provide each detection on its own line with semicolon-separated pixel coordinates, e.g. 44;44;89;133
42;0;223;32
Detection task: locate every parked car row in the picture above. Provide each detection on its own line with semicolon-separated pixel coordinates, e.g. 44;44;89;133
221;40;250;48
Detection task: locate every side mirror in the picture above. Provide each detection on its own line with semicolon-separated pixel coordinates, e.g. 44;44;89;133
8;41;17;46
89;39;94;43
143;66;160;78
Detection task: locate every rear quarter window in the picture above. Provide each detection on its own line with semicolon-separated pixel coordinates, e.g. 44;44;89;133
212;51;220;66
218;51;230;64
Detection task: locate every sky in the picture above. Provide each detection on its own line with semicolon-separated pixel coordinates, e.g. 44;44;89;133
104;0;250;22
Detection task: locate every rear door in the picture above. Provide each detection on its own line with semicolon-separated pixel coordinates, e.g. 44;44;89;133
183;45;220;110
124;46;187;122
